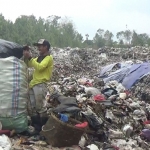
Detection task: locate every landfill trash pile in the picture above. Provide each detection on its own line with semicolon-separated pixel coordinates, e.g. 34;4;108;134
131;74;150;102
50;46;150;81
29;46;150;80
43;75;150;150
99;46;150;61
51;47;104;80
14;46;150;150
1;44;150;150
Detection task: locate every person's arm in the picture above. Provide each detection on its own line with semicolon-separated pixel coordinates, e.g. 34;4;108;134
29;56;53;71
24;58;36;67
23;47;34;67
24;58;29;66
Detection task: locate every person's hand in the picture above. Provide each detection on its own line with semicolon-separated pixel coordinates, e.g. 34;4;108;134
23;50;32;59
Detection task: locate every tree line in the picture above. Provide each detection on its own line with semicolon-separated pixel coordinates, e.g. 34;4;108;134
0;14;150;48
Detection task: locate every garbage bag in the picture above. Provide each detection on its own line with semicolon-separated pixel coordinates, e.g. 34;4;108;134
82;106;103;130
0;57;28;132
0;39;23;59
87;144;99;150
84;114;102;130
0;134;11;150
0;114;28;133
101;88;118;98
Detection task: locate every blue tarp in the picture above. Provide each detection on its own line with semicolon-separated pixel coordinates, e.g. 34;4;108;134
100;62;150;89
99;63;120;77
122;63;150;89
103;65;132;83
120;62;133;68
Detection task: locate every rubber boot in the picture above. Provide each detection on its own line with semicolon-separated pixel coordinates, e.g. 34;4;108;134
39;112;48;128
31;114;42;132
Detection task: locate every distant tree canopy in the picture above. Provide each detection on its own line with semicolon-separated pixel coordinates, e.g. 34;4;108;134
0;14;150;48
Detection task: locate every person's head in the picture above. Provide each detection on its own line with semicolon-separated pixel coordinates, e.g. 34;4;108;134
33;39;50;55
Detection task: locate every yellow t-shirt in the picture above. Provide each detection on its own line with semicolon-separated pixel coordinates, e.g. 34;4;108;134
26;55;53;88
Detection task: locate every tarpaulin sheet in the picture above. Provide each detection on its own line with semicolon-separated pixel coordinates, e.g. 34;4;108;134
0;39;23;58
122;63;150;89
99;63;120;77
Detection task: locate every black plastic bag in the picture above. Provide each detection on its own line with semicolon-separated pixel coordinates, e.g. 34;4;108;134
83;114;102;130
0;39;23;59
101;88;118;98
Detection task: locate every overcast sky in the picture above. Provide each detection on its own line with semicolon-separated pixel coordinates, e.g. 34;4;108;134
0;0;150;40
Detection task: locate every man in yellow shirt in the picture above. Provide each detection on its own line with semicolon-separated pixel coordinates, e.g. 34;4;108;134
23;39;53;131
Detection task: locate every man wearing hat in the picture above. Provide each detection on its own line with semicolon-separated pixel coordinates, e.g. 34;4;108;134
23;39;53;131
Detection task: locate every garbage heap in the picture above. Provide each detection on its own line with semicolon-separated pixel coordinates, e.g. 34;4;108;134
41;75;150;150
12;46;150;150
1;45;150;150
131;74;150;102
50;46;150;81
29;46;150;80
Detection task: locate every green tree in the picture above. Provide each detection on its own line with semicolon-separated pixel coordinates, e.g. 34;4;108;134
104;30;114;46
116;31;125;43
131;31;149;46
14;15;38;44
93;28;105;48
116;30;132;46
1;13;150;48
0;14;12;40
124;30;132;45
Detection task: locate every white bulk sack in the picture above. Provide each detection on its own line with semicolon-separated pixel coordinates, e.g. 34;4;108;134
0;57;28;132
